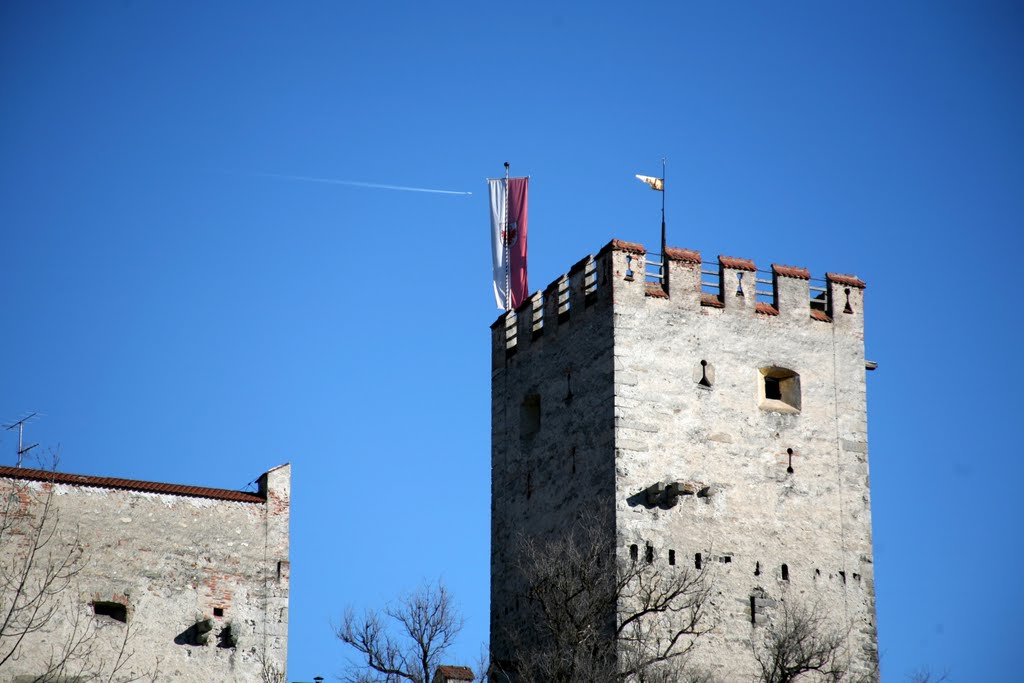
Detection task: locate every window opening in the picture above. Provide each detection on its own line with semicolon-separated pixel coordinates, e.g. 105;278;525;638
520;395;541;440
843;288;854;314
645;544;654;564
736;272;745;296
755;561;761;576
787;448;794;474
93;601;127;623
668;549;676;566
213;607;224;618
759;367;801;412
694;553;703;570
629;544;639;562
781;564;790;581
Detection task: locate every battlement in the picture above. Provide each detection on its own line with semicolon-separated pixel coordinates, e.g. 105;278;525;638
491;239;866;361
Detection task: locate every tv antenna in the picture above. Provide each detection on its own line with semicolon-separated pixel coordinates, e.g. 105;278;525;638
4;412;40;468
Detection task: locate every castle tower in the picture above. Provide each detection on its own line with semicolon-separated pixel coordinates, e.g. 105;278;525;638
490;240;877;682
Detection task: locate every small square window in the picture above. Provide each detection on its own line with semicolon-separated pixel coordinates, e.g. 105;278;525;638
92;601;127;623
759;367;801;413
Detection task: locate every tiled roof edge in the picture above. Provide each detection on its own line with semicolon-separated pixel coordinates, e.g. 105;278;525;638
0;465;266;503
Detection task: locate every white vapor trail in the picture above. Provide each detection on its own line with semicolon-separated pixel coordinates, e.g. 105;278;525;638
250;171;472;195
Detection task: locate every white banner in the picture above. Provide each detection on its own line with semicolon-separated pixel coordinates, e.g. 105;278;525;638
489;178;508;310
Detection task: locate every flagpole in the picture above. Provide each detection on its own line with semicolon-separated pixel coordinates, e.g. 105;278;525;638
504;161;511;312
660;157;666;262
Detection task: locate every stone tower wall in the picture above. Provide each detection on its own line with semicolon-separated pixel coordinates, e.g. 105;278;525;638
491;239;877;681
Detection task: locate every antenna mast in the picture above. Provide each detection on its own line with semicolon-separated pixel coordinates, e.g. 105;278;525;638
4;413;39;468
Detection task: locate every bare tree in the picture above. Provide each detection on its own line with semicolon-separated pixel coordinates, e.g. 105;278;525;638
753;599;849;683
497;515;713;683
907;669;949;683
0;455;158;682
337;579;465;683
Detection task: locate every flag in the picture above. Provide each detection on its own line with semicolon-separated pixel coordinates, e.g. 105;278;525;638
635;174;664;191
489;177;530;310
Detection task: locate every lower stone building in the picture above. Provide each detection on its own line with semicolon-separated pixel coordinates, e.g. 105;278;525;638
0;462;290;682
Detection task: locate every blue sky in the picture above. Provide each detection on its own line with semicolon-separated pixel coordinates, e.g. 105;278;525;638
1;2;1021;680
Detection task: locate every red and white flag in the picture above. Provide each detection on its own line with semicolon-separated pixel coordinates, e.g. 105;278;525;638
489;176;529;310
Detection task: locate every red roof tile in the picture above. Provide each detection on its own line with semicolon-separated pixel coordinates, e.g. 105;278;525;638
0;465;265;503
645;282;668;298
756;302;779;316
435;665;475;681
826;272;866;289
810;309;833;323
599;239;646;255
700;293;724;308
719;255;756;271
772;264;811;280
664;247;701;263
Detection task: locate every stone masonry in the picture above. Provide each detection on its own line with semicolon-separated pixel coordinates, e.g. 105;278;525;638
491;239;877;681
0;462;290;682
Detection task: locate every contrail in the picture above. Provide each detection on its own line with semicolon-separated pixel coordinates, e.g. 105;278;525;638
249;171;472;195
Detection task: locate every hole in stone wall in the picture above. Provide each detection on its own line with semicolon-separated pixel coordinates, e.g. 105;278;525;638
630;544;639;562
645;544;654;564
625;255;634;280
698;359;712;387
844;288;854;314
694;553;703;570
736;272;745;296
520;395;541;440
755;561;761;576
92;601;127;623
213;607;224;618
749;596;757;624
760;367;801;412
787;448;794;474
781;564;790;581
668;549;676;566
721;555;732;563
839;570;847;584
571;447;576;475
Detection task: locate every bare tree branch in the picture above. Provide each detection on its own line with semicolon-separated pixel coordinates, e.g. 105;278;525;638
753;599;848;683
336;580;464;683
502;514;714;683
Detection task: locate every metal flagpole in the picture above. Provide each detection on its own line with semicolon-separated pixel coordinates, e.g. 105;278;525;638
504;161;511;312
660;157;666;261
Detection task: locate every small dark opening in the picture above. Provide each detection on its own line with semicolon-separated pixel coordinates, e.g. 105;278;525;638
722;555;732;563
750;596;757;624
839;570;847;584
787;448;794;474
781;564;790;581
765;377;782;401
755;561;761;576
214;607;224;618
630;544;639;562
698;360;712;387
93;601;127;623
694;553;702;570
645;544;654;564
668;549;676;566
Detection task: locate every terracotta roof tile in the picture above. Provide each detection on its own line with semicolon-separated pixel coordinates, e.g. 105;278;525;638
826;272;866;289
664;247;701;263
0;465;265;503
810;309;833;323
719;255;756;271
772;264;811;280
700;293;724;308
599;239;646;256
756;302;779;316
645;282;668;298
435;665;475;681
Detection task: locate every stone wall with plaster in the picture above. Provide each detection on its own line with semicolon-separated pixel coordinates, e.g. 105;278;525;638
0;463;289;682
